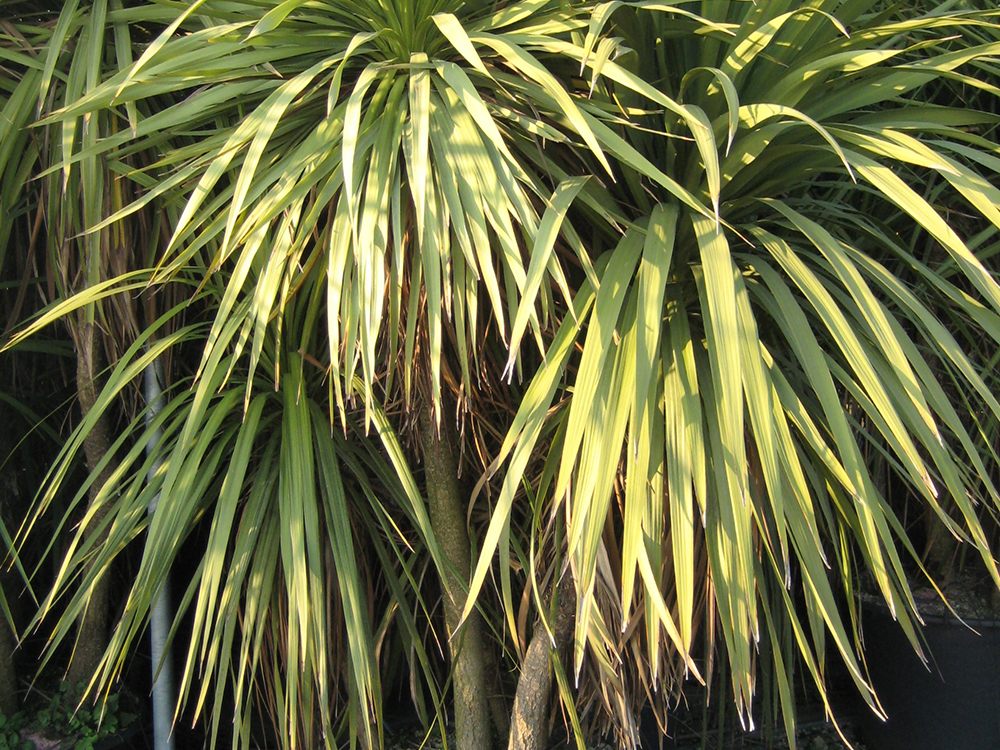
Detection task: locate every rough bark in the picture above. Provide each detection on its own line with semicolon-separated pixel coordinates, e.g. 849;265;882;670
419;408;491;750
508;575;576;750
65;322;115;692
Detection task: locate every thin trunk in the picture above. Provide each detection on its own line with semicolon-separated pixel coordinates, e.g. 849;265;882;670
508;575;575;750
65;321;115;692
923;505;959;587
419;408;491;750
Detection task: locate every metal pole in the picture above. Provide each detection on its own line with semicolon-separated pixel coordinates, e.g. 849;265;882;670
145;357;175;750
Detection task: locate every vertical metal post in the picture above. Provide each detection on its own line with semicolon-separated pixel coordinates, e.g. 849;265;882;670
145;358;175;750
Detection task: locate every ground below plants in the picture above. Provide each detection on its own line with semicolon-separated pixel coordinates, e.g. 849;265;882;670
382;708;870;750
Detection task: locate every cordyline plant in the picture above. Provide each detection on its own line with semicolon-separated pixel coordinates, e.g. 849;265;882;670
5;1;1000;750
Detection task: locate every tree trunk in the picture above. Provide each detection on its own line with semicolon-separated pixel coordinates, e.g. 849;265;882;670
508;575;575;750
65;321;115;692
923;504;960;587
419;408;491;750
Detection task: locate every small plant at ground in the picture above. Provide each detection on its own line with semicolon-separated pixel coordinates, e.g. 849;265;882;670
0;712;35;750
25;683;137;750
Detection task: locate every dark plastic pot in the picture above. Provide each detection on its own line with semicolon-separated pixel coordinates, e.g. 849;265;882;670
858;603;1000;750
